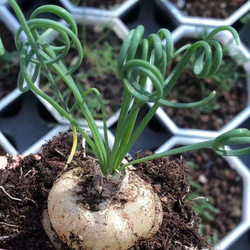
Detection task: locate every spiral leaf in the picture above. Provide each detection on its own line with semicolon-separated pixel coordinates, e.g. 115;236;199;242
116;25;240;109
212;129;250;156
117;25;174;103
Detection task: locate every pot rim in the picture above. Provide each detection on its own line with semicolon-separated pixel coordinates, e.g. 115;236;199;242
58;0;139;18
155;0;250;27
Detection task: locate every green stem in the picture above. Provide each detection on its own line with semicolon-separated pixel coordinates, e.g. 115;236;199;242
119;140;214;171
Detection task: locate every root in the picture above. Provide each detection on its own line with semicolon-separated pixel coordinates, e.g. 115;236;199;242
0;235;11;240
0;186;22;202
0;222;20;228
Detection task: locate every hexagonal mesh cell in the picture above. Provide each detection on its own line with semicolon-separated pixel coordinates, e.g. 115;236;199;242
151;25;250;138
0;92;57;153
164;38;247;131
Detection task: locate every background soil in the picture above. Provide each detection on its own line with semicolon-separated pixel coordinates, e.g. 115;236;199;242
183;149;242;243
165;67;247;130
69;0;126;9
169;0;248;19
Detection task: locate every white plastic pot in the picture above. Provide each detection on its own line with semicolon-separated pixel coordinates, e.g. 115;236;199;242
156;135;250;250
59;0;139;18
155;0;250;27
151;25;250;138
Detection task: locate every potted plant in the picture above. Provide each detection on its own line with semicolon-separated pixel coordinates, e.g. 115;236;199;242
58;0;139;18
155;0;250;27
0;128;214;249
37;14;130;128
152;24;250;138
1;1;250;249
156;136;250;249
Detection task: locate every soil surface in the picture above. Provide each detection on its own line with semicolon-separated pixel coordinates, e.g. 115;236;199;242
0;21;19;100
164;39;247;131
180;149;242;245
0;130;211;250
40;25;124;120
70;0;126;9
169;0;248;19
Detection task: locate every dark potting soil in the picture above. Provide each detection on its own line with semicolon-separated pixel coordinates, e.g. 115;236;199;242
181;149;242;244
164;39;247;131
0;130;211;250
40;26;124;120
69;0;126;9
0;21;20;100
169;0;248;19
